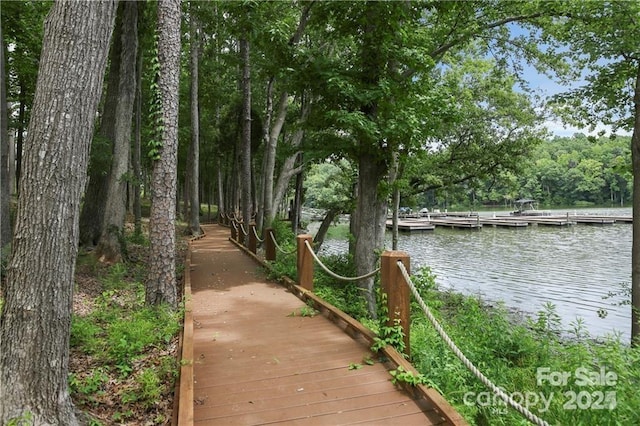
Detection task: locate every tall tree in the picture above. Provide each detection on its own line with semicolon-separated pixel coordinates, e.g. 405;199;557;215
239;35;252;232
302;1;564;316
96;0;139;262
0;1;117;423
147;0;181;308
1;1;49;195
1;18;10;250
257;1;313;231
188;7;201;236
78;6;123;247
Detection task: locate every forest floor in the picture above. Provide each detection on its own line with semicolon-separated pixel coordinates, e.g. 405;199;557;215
69;226;188;426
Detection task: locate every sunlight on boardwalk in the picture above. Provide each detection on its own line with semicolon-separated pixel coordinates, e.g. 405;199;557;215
188;225;450;425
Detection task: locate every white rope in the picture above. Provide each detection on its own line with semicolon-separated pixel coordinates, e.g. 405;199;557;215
253;226;265;243
239;223;248;237
304;240;380;282
397;261;549;426
270;232;296;255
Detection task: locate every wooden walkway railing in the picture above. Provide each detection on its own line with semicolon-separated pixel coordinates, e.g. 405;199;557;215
176;223;467;425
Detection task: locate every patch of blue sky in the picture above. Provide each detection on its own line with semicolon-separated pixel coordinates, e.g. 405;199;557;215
506;23;631;138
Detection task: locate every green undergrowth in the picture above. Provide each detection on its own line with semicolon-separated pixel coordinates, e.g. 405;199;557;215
407;267;640;426
265;222;368;321
70;259;182;425
267;236;640;425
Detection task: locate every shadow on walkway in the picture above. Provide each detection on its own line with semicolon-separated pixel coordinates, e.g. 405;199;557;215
186;224;453;425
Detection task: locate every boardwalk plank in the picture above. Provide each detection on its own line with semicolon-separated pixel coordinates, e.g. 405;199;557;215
186;225;460;425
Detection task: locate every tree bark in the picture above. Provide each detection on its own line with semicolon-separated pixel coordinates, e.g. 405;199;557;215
313;207;339;252
147;0;181;308
189;12;201;236
0;18;11;249
239;36;252;235
271;99;310;216
217;155;225;219
79;7;123;247
354;152;388;317
0;1;116;424
15;82;25;195
259;5;312;231
292;157;304;234
132;5;144;237
96;0;138;263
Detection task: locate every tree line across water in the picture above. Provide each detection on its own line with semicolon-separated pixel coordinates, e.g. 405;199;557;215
1;1;640;424
305;133;632;213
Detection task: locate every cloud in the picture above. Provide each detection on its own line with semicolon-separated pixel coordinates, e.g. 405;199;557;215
541;118;631;138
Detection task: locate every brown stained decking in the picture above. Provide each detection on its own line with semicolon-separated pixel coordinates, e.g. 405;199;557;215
188;225;452;425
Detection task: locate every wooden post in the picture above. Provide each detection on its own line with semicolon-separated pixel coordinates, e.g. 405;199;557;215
296;234;314;291
380;250;411;357
248;222;257;254
264;228;276;261
230;220;237;240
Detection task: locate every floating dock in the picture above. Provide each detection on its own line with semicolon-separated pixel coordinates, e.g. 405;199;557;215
386;212;632;232
479;218;529;228
429;218;482;230
386;219;435;232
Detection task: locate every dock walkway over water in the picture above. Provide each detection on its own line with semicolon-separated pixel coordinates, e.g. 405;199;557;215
177;224;465;425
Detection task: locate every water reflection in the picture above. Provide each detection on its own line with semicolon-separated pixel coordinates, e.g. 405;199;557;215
318;209;632;341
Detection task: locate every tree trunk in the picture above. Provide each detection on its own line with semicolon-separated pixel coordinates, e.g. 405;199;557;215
0;1;116;423
354;152;388;317
260;4;312;230
631;65;640;346
189;12;201;236
262;91;288;228
79;8;123;247
271;99;310;216
96;1;138;263
258;78;275;231
217;155;225;219
15;82;25;195
0;18;11;249
239;36;252;233
292;158;304;234
313;207;339;253
147;0;181;308
133;8;144;237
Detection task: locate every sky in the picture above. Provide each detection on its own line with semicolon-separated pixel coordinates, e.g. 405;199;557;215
507;24;631;139
520;64;630;138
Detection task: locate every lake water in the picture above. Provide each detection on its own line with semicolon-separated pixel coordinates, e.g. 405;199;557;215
316;208;633;341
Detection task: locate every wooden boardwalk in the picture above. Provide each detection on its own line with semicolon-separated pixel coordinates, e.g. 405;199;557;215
180;224;463;425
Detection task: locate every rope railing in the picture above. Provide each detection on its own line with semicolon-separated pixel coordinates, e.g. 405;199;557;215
396;261;549;426
239;223;248;237
270;232;296;255
253;226;265;243
304;240;380;282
